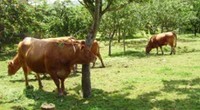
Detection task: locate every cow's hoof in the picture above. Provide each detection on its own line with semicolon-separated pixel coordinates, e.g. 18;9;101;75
64;91;68;95
58;93;64;97
26;85;34;89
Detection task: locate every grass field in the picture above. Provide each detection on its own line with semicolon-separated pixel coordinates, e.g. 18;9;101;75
0;34;200;110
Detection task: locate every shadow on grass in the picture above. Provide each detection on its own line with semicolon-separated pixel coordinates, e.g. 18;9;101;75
177;46;200;54
9;76;52;84
10;77;199;110
111;50;146;58
160;78;200;109
162;77;200;93
9;72;81;86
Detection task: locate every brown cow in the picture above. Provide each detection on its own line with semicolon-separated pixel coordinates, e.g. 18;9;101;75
8;37;76;82
8;54;23;76
8;36;76;79
73;40;105;74
8;54;43;89
8;37;96;96
80;40;105;68
145;32;177;55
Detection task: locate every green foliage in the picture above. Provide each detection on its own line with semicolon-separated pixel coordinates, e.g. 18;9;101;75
1;0;200;47
100;0;200;40
0;0;91;46
46;1;91;38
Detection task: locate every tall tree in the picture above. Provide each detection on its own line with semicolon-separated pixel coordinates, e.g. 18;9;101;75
79;0;143;98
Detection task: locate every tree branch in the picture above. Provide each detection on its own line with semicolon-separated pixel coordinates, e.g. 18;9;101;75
79;0;96;18
103;1;134;15
101;1;113;15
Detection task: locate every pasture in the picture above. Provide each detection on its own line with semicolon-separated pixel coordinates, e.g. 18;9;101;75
0;34;200;110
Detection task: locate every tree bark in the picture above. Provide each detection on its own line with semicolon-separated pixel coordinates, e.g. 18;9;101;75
122;29;126;54
108;29;116;56
194;25;197;36
118;28;121;43
82;0;101;98
82;63;91;98
108;33;112;56
81;0;132;98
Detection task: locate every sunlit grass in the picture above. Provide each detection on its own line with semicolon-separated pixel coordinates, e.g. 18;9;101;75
0;34;200;110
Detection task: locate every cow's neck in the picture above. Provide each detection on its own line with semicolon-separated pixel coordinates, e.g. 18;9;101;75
70;47;85;65
12;54;21;72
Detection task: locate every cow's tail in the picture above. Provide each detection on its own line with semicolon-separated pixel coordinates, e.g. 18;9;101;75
172;31;177;47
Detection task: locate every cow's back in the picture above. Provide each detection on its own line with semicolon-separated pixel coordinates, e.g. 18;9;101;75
44;41;77;65
18;37;32;57
25;38;75;73
18;37;48;73
153;32;175;46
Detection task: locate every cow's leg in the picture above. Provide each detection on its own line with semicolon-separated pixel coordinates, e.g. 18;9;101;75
22;65;29;88
160;46;164;55
50;74;62;96
156;47;159;55
97;53;105;68
92;59;97;68
92;62;95;68
170;46;173;55
35;73;43;89
173;47;176;54
60;68;71;95
72;64;77;74
60;78;67;95
170;45;176;55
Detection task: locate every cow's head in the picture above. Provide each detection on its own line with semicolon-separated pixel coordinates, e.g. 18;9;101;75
145;41;152;55
7;61;18;75
145;37;155;55
145;46;152;55
77;44;96;64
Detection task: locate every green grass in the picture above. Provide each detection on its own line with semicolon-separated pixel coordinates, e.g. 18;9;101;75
0;34;200;110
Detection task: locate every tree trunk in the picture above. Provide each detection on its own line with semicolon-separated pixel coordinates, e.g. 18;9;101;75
123;36;126;54
82;21;99;98
108;29;116;56
82;63;91;98
194;25;197;36
82;0;101;98
118;28;121;43
108;33;112;56
82;23;99;98
122;30;126;54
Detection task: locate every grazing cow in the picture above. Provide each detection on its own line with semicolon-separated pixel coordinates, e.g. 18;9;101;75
145;32;177;55
8;37;96;96
8;36;76;78
8;54;24;76
8;54;44;89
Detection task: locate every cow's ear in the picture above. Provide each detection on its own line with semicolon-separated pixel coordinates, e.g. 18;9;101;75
8;61;13;65
80;41;85;45
80;45;85;50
